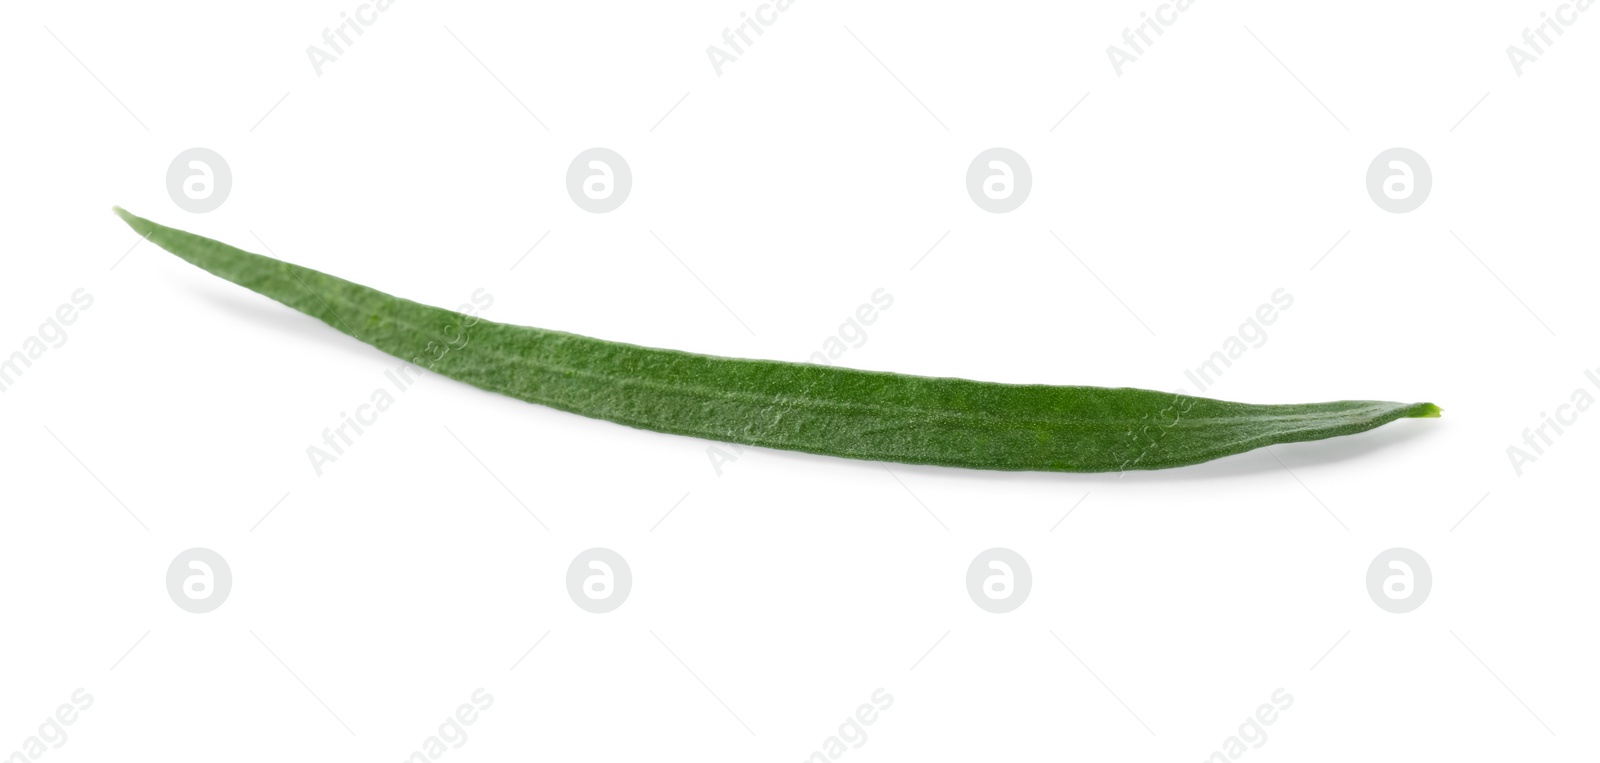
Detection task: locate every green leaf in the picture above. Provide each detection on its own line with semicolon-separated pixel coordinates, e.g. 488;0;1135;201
113;207;1439;473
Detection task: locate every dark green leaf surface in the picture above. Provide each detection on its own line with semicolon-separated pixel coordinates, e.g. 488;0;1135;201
114;207;1439;472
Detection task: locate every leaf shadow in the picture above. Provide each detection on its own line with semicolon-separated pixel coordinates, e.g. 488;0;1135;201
172;277;1444;488
185;283;381;358
750;417;1442;487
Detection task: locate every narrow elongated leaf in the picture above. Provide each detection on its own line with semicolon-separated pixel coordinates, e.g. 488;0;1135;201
113;207;1438;472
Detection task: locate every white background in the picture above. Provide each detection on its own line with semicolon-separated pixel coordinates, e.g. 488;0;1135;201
1;1;1596;760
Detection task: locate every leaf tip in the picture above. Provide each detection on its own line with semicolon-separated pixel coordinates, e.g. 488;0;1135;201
1410;402;1442;418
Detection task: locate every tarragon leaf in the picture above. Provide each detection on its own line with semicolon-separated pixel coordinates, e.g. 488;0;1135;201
113;207;1439;473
